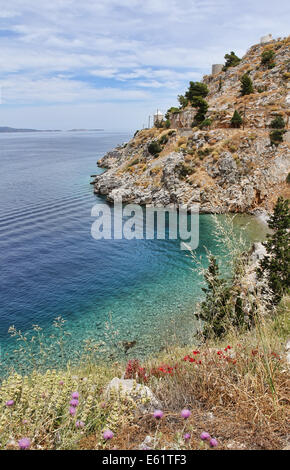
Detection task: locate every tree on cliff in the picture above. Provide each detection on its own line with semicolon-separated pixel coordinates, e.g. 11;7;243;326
185;82;209;101
257;197;290;304
223;51;241;70
231;110;243;128
240;73;254;95
191;96;209;125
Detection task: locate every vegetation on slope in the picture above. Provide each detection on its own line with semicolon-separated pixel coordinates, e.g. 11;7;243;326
0;199;289;450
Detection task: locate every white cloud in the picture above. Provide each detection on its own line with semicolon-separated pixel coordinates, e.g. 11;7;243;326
0;0;289;128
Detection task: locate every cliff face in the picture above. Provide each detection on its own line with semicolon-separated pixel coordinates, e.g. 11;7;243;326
93;37;290;214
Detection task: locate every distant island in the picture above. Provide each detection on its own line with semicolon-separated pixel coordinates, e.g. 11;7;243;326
0;127;104;133
0;127;61;133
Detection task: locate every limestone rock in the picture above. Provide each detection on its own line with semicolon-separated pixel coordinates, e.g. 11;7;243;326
105;377;161;413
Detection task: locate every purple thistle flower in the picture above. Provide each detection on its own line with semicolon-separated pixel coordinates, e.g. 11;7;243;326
210;438;218;448
69;407;76;416
71;391;79;399
184;433;191;441
153;409;163;419
103;430;114;440
5;400;14;407
200;431;211;441
76;421;85;428
18;438;31;450
70;399;79;407
181;409;191;419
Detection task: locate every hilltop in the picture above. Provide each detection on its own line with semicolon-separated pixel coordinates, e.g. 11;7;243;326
93;36;290;214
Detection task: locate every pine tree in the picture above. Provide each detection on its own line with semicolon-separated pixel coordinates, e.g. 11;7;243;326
270;115;285;129
185;82;209;101
231;110;243;128
223;51;241;70
261;49;275;69
198;256;231;338
191;96;209;124
240;73;254;95
257;197;290;304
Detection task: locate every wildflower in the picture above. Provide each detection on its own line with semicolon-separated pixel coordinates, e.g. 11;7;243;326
200;431;211;441
181;409;191;419
103;430;114;440
69;407;76;416
18;438;31;450
22;419;28;425
153;409;163;419
210;438;218;448
5;400;14;407
71;391;79;399
76;421;85;428
59;380;64;386
70;399;79;407
184;433;191;441
192;350;200;355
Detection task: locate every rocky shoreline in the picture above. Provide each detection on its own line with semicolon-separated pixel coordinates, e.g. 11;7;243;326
92;36;290;215
93;128;289;214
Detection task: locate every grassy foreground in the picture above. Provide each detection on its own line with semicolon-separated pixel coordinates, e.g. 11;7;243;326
0;296;289;451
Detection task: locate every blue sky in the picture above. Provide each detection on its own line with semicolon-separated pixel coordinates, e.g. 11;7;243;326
0;0;289;130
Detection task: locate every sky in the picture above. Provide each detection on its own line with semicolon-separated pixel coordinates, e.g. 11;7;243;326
0;0;289;131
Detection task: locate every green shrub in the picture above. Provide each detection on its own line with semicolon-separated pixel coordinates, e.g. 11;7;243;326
223;51;241;70
165;119;171;129
165;107;180;119
270;115;285;129
159;134;169;145
231;110;243;128
176;162;195;179
178;94;189;108
286;173;290;184
199;118;212;129
197;256;248;339
191;96;209;124
240;73;254;95
261;49;275;68
270;129;285;146
185;81;209;101
257;197;290;304
148;141;162;156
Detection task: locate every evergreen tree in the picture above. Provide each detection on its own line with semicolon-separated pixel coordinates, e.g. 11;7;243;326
198;256;231;338
257;197;290;304
270;129;285;146
185;81;209;101
261;49;275;68
223;51;241;70
231;110;243;128
270;115;285;129
240;73;254;95
191;96;209;124
178;94;189;108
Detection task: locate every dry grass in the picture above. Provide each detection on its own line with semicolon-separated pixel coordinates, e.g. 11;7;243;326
94;301;289;451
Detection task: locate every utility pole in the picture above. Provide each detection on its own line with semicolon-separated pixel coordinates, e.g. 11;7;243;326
148;115;151;128
243;105;246;130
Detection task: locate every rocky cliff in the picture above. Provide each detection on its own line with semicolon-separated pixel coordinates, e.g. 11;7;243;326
93;36;290;214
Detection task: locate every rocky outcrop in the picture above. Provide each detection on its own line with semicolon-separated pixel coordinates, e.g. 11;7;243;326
93;37;290;213
105;377;161;414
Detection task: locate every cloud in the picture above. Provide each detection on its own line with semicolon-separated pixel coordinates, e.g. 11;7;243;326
0;0;289;128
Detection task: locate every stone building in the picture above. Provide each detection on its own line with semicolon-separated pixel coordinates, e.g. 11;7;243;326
260;34;273;44
153;110;164;125
211;64;223;75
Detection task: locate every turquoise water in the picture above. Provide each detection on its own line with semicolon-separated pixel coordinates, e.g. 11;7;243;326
0;131;268;370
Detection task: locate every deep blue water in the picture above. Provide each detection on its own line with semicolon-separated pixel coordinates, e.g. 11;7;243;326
0;131;267;367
